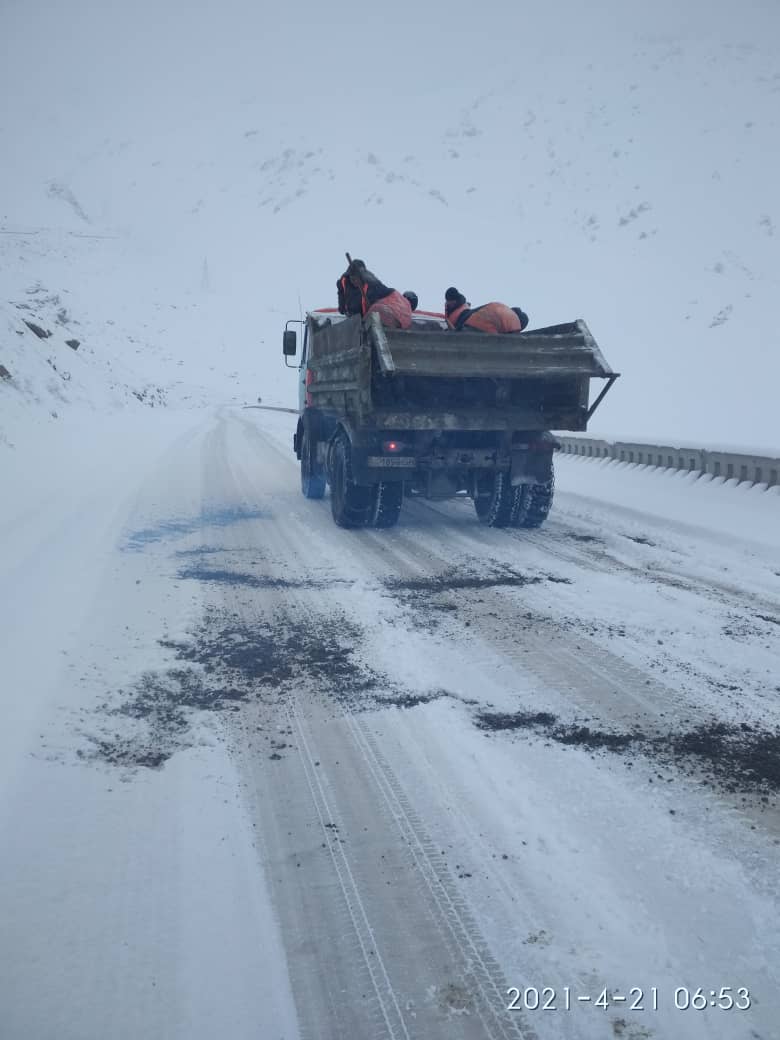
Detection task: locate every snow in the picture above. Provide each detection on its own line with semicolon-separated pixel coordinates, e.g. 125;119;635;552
1;1;779;1036
0;410;301;1039
1;403;778;1037
2;0;780;450
1;739;299;1040
383;697;777;1037
554;454;780;550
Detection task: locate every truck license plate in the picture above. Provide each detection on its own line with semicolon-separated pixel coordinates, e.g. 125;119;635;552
367;456;416;467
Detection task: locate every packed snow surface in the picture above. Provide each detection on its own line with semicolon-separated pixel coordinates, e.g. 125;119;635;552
1;407;779;1039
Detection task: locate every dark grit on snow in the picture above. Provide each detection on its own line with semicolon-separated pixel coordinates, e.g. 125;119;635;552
81;602;444;769
476;710;780;798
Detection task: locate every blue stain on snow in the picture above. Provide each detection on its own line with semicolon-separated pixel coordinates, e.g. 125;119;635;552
122;505;265;551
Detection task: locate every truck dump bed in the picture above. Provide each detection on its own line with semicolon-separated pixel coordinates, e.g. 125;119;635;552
306;312;617;433
371;317;613;379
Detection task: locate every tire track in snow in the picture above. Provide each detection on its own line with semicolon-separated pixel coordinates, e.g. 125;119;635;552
346;711;536;1040
289;698;413;1040
197;413;535;1038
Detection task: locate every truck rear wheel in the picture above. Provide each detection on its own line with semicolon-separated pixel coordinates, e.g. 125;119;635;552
300;425;326;499
513;465;555;528
371;481;403;528
330;432;373;528
473;471;514;527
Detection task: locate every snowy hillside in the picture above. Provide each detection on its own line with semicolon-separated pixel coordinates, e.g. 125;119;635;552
2;0;779;449
2;6;780;1038
0;227;254;448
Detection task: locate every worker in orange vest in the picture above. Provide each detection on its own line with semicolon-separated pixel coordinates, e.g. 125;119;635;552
444;287;529;333
337;258;413;329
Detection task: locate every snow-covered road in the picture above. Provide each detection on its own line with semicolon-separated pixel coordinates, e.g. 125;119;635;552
1;408;778;1040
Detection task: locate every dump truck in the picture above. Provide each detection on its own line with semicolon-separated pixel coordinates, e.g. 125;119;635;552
282;308;617;529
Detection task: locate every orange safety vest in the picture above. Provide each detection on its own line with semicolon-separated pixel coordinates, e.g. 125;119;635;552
447;301;522;334
362;288;413;329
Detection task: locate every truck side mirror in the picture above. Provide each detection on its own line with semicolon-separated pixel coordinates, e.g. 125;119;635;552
283;330;297;357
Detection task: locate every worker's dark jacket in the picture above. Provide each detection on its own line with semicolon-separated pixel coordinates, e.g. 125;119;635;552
337;272;364;316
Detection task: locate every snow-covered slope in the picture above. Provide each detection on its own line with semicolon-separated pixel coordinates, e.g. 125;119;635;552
1;0;778;449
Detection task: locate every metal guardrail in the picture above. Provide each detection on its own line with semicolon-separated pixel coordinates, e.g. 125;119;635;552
557;436;780;489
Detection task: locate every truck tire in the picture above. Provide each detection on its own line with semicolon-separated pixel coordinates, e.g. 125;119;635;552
513;465;555;528
371;481;403;528
300;424;326;499
330;432;373;528
473;471;514;527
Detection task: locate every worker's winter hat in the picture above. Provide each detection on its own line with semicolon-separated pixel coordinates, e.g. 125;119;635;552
403;290;418;311
444;286;466;313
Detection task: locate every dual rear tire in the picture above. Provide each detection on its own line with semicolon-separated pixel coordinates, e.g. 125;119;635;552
371;480;404;528
516;475;555;528
327;432;404;529
473;467;554;528
329;433;373;528
301;425;404;529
